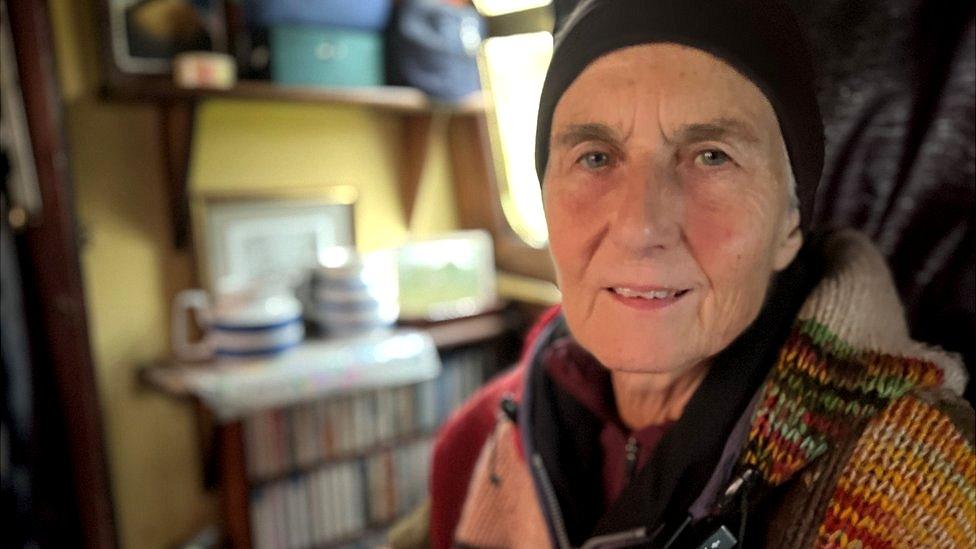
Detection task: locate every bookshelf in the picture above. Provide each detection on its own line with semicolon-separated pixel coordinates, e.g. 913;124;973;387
142;312;522;548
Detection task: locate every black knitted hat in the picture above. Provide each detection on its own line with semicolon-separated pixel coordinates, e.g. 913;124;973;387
535;0;824;230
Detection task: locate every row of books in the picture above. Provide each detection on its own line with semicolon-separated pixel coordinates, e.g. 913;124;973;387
243;346;487;482
249;438;432;549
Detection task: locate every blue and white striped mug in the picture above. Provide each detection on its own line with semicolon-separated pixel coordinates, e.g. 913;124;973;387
171;282;304;362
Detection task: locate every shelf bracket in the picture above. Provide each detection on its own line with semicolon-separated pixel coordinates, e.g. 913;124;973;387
159;100;196;249
398;113;434;227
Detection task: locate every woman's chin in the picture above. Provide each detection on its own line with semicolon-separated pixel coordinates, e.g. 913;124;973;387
587;343;701;377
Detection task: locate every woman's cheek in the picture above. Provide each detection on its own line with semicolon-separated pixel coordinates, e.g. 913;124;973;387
545;189;575;237
546;180;607;229
684;197;742;256
545;187;590;275
688;177;774;234
684;192;771;288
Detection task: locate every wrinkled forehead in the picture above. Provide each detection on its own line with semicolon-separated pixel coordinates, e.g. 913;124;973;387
552;43;782;146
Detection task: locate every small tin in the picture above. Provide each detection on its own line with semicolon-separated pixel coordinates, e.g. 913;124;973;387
270;25;384;87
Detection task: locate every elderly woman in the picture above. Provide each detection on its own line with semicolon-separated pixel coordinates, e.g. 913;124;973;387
428;0;975;547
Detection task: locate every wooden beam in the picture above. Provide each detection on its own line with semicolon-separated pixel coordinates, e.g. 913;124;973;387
218;422;251;549
5;0;118;546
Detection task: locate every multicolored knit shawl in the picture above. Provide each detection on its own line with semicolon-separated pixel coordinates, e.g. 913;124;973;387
742;317;946;484
738;231;974;547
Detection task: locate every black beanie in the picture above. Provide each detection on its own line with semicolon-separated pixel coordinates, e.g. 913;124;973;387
535;0;824;230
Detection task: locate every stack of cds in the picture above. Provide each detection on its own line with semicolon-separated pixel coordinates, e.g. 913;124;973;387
309;249;399;337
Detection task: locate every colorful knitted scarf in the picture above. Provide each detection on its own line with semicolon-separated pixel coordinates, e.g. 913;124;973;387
738;231;974;547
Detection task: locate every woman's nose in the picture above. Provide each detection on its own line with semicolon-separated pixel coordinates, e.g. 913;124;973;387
608;165;681;254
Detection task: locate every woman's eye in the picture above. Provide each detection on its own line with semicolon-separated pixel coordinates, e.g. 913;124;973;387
696;149;731;167
578;151;611;170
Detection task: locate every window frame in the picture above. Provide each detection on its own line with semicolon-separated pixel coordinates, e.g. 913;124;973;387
447;112;556;283
450;5;558;284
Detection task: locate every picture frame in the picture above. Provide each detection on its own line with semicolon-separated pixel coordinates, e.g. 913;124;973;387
193;186;357;293
98;0;228;78
396;230;499;322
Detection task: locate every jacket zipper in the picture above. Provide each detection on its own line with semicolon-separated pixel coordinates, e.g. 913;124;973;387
532;453;573;549
624;435;639;482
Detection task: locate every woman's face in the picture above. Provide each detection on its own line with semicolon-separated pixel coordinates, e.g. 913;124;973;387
544;44;802;376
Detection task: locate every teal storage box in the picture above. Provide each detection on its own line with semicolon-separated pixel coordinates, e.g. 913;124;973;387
270;25;384;87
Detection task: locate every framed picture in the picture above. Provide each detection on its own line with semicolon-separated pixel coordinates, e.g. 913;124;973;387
397;230;499;322
99;0;228;76
193;187;357;292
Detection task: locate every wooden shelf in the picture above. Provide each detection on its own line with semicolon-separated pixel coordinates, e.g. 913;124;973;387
108;78;485;114
139;312;512;401
403;308;511;348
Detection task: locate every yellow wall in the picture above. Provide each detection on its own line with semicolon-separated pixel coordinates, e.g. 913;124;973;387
189;101;458;250
66;99;215;548
48;1;457;547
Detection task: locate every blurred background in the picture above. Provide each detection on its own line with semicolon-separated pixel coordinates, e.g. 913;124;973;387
1;0;972;548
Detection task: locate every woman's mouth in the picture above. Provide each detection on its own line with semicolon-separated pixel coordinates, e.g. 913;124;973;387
607;286;691;310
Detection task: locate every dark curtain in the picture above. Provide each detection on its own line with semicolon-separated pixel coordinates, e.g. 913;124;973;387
792;0;975;405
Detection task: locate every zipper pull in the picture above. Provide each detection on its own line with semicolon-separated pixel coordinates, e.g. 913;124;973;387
707;467;760;547
500;393;519;422
625;435;639;481
490;394;519;486
714;467;760;515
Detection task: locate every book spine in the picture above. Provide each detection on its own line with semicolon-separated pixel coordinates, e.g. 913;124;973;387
318;467;335;544
306;464;324;547
326;465;343;542
271;481;286;549
249;485;269;549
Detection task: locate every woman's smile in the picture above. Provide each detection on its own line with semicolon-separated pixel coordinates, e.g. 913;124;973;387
605;286;692;311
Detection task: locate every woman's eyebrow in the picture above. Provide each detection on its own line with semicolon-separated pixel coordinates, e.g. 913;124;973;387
668;117;761;146
553;118;760;151
552;123;622;149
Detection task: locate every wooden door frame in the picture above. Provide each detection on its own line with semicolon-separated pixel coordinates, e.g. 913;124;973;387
5;0;118;547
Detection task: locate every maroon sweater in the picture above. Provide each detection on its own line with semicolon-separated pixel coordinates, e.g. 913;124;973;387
429;307;556;549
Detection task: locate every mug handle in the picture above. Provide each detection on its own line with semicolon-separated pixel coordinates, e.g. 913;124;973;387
171;289;214;362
